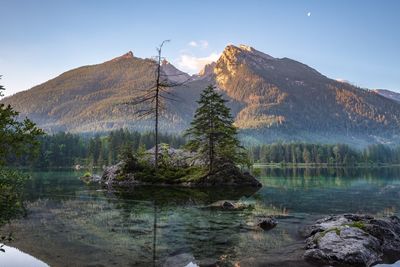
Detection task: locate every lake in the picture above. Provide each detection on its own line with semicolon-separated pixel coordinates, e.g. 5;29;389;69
1;167;400;267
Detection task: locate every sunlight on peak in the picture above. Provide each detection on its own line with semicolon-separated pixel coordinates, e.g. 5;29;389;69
239;44;253;51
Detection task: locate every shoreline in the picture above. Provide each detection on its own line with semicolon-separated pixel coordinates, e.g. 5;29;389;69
9;163;400;171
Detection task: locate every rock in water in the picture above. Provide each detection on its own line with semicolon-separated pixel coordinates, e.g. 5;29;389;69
163;253;198;267
199;161;262;187
206;200;249;211
258;217;277;231
80;174;101;184
303;214;400;267
222;201;235;209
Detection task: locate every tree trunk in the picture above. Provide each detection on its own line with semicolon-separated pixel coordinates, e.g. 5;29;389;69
208;100;214;173
154;47;161;171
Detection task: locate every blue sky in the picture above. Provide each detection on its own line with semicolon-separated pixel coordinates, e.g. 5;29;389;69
1;0;399;97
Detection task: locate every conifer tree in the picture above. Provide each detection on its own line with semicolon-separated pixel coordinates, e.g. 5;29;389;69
185;85;247;173
0;77;44;164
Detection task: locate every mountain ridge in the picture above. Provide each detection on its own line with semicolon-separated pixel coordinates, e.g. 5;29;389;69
2;44;400;147
373;89;400;103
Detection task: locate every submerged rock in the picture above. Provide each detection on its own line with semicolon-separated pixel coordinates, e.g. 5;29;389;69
163;253;197;267
206;200;250;210
258;217;278;231
80;174;101;184
374;260;400;266
303;214;400;267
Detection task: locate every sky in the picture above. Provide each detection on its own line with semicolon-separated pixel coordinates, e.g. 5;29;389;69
0;0;400;97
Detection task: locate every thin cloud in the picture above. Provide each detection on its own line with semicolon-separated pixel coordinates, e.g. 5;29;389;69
177;52;220;74
189;41;198;47
336;78;351;84
188;40;209;49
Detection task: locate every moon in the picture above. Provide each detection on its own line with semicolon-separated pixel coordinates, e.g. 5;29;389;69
307;12;311;17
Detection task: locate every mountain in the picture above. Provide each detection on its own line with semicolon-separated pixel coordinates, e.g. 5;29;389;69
373;89;400;103
212;45;400;146
0;51;204;133
2;45;400;146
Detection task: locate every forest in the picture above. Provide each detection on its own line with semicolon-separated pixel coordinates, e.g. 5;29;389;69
248;143;400;165
6;129;400;168
7;129;185;168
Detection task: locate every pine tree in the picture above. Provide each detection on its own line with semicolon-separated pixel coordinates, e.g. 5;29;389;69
185;85;247;173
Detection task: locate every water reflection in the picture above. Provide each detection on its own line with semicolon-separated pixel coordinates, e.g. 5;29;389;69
1;167;400;266
0;245;49;267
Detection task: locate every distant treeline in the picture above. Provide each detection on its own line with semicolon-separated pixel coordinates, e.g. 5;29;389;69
248;143;400;165
7;130;400;168
8;129;186;168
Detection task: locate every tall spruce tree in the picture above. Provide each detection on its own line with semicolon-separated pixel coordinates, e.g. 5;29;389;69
185;85;247;173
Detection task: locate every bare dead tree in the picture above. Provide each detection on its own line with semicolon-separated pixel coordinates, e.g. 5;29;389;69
122;40;191;171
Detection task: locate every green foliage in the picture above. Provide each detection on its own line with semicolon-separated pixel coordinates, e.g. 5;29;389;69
345;221;366;230
185;85;249;172
0;79;43;249
131;165;206;184
0;169;28;227
83;172;92;178
136;143;151;166
0;83;44;164
251;167;262;177
159;143;173;169
118;145;141;173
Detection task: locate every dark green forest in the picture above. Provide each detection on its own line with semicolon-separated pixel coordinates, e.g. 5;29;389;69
7;129;185;168
249;143;400;165
6;129;400;168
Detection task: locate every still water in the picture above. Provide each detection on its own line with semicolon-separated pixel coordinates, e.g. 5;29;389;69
1;167;400;267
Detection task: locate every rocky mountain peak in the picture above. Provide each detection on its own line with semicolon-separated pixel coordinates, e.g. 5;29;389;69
239;44;253;51
221;44;275;61
111;51;134;62
199;62;216;77
161;59;170;66
160;59;191;84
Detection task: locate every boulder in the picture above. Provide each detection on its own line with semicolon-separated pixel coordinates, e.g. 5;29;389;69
222;201;235;209
303;214;400;267
101;162;126;185
146;146;201;168
258;217;277;231
198;161;262;187
163;253;197;267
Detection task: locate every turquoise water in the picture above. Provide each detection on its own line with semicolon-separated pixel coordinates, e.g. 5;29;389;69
1;167;400;267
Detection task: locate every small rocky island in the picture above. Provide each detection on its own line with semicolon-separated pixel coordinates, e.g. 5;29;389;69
303;214;400;267
101;146;261;187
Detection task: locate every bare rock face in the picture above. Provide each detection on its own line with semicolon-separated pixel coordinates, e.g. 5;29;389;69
198;161;262;187
303;214;400;267
145;146;201;168
101;162;125;185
